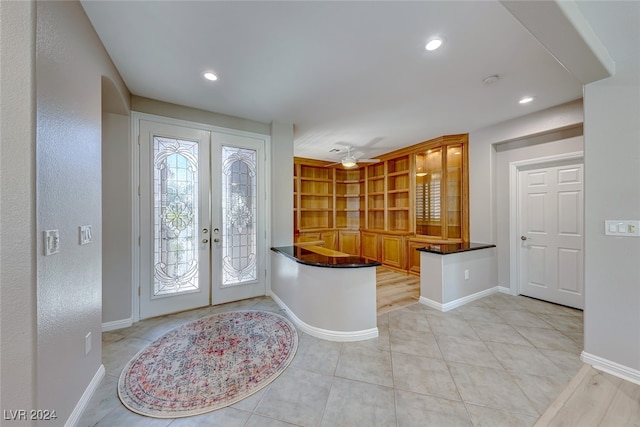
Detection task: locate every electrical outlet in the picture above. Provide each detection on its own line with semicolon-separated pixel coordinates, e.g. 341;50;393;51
85;332;92;355
464;269;469;280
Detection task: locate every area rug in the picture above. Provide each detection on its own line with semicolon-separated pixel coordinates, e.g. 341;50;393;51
118;310;298;418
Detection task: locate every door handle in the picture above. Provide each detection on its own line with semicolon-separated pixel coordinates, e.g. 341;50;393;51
520;236;527;241
202;239;209;244
202;228;209;234
213;238;220;243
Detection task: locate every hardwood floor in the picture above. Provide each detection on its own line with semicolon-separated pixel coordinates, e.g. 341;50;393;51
376;267;420;315
536;364;640;426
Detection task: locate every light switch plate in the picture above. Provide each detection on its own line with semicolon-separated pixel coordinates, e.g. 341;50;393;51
44;229;60;255
80;225;92;245
605;220;640;237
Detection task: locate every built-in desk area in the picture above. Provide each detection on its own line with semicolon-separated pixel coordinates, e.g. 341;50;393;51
270;245;381;342
417;242;496;312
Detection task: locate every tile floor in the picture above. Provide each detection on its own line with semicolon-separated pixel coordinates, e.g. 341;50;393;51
80;293;586;427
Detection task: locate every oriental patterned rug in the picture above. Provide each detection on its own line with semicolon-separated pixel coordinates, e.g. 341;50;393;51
118;310;298;418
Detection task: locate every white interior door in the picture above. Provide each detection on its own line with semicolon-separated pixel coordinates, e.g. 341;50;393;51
139;120;211;319
210;132;266;305
518;162;584;309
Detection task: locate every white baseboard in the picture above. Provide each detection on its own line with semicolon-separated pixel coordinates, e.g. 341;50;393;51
269;291;378;342
419;287;500;312
102;318;133;332
65;364;105;427
498;286;514;295
581;351;640;386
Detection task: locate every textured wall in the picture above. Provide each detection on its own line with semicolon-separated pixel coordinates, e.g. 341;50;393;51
584;57;640;371
102;112;132;323
0;1;38;421
36;1;129;422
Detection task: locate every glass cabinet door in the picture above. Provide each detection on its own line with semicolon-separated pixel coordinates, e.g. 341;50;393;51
446;145;463;239
415;143;464;240
415;148;442;237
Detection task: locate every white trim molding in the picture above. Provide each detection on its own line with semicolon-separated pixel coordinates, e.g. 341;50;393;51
102;318;133;332
270;291;378;342
65;364;105;427
581;351;640;386
419;287;500;312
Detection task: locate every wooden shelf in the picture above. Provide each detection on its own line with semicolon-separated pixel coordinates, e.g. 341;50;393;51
294;135;468;271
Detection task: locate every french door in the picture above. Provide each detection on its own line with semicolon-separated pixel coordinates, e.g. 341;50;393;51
139;119;266;319
518;161;584;309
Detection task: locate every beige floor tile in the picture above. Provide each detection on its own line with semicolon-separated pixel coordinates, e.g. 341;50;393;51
466;404;538;427
391;352;461;401
85;294;606;427
254;367;332;427
395;389;472;427
320;377;396;427
334;346;394;387
448;362;539;416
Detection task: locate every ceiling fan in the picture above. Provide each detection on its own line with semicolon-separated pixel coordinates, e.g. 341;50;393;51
324;146;380;168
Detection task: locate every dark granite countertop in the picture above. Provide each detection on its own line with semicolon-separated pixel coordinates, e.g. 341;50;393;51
271;246;381;268
416;242;496;255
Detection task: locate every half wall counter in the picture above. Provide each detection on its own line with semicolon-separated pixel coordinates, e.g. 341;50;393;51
270;245;381;341
417;242;497;312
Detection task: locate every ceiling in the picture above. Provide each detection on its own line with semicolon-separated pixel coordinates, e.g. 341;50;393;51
81;1;604;162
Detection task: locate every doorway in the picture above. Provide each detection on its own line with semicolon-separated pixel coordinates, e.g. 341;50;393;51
136;116;268;319
510;153;584;309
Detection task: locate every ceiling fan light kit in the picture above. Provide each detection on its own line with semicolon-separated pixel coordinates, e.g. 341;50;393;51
325;146;380;168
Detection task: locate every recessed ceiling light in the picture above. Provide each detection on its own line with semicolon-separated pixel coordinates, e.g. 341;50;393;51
425;37;444;51
203;72;218;81
519;96;535;104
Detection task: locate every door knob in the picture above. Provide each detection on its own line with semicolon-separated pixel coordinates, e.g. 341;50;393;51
213;228;220;234
202;228;209;234
520;236;527;241
213;238;220;243
202;239;209;243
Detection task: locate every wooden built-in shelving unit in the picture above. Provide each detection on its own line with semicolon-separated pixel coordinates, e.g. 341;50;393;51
294;134;469;274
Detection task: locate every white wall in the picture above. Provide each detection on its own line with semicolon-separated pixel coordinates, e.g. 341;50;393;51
0;1;38;419
36;1;130;423
270;121;294;247
102;112;132;323
469;100;584;245
583;56;640;374
132;96;271;136
495;134;584;288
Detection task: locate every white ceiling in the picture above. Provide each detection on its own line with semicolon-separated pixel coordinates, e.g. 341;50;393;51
81;1;594;161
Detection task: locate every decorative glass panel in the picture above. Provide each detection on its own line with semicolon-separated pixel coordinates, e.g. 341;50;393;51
221;146;257;285
153;137;199;296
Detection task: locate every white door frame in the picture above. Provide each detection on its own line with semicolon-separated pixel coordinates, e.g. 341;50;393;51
508;151;583;297
131;112;271;322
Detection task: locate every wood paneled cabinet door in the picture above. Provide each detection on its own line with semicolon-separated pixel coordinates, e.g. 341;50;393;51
406;240;427;275
381;235;405;270
339;230;361;256
361;231;379;260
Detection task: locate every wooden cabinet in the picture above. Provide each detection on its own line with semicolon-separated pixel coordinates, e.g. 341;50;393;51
338;230;361;256
414;135;468;241
361;231;379;260
294;160;334;231
381;234;405;270
385;155;411;233
335;168;364;229
293;133;468;272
